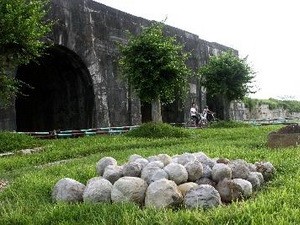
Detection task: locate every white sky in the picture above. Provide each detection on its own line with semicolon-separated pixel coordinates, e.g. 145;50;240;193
95;0;300;100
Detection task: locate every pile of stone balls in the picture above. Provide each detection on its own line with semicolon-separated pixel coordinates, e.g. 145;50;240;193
52;152;276;209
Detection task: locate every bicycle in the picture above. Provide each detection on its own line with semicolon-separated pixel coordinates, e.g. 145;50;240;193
198;112;218;128
185;116;198;128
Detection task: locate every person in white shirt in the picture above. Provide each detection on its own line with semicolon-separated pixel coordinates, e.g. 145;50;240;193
202;105;213;122
190;103;199;125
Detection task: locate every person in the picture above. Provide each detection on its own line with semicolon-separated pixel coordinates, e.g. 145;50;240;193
190;103;200;126
202;105;214;122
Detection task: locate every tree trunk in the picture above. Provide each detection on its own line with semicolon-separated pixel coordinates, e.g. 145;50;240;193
151;99;162;122
222;96;230;120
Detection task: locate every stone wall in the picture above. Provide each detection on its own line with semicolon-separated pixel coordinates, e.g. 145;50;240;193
230;101;299;121
0;0;236;131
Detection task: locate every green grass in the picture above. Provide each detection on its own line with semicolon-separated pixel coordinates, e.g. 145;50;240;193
125;122;191;138
1;125;300;225
0;131;42;153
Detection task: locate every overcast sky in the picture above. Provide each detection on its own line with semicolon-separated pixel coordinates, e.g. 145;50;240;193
95;0;300;100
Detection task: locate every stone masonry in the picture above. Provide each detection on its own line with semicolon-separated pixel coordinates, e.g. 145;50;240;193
0;0;236;131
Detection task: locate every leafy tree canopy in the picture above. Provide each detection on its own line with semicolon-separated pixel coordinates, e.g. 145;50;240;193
119;22;191;104
199;51;255;102
0;0;52;106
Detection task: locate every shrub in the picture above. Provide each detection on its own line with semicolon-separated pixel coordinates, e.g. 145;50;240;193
209;120;252;128
125;122;191;138
0;132;41;153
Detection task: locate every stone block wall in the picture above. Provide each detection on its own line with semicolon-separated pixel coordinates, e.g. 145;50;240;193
0;0;236;131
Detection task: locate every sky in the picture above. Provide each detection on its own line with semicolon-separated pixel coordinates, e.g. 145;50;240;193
95;0;300;100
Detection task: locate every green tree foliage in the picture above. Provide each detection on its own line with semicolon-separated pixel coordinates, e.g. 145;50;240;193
0;0;52;106
199;51;255;119
119;22;191;121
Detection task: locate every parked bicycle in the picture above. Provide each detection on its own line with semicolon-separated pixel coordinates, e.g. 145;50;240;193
185;112;217;128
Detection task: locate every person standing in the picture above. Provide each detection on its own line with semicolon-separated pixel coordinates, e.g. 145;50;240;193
190;103;199;125
202;105;213;122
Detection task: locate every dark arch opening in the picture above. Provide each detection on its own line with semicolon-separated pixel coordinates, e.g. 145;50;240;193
16;45;95;132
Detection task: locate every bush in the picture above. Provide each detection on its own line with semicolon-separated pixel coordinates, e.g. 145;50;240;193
125;122;191;138
209;120;252;128
0;132;41;153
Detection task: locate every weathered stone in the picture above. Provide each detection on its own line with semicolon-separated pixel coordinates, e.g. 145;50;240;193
232;178;252;199
184;184;221;209
178;182;198;196
252;171;264;185
145;179;183;208
147;156;160;163
184;160;203;182
156;154;172;166
246;172;261;191
83;177;112;203
217;178;252;203
194;152;215;168
52;178;85;203
149;169;169;183
202;164;212;178
247;163;257;172
128;154;143;162
122;162;143;177
211;163;232;182
216;158;230;164
96;157;118;176
141;163;165;184
111;177;148;206
102;165;123;184
195;177;216;187
146;161;164;168
177;153;196;165
255;161;276;181
229;159;250;179
133;158;149;169
164;163;188;185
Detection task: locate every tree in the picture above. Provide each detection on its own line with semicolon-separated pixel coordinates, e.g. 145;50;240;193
0;0;52;107
198;51;255;120
119;22;191;122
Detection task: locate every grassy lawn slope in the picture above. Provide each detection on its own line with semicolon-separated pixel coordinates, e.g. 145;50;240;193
0;125;299;225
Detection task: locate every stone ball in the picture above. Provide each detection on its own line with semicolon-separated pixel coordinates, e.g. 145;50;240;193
211;163;232;182
177;153;196;165
122;162;143;177
102;165;123;184
246;172;262;191
229;159;250;179
83;177;112;203
178;182;198;196
164;163;188;185
128;154;143;162
52;178;85;203
111;177;148;206
141;163;165;184
195;177;216;187
133;158;149;169
145;179;183;209
255;161;276;181
96;157;117;176
202;164;212;178
184;160;203;182
184;184;221;209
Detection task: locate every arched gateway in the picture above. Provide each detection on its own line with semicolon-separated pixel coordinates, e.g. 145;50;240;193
16;46;94;131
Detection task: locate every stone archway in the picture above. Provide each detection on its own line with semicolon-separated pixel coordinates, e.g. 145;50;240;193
16;45;95;132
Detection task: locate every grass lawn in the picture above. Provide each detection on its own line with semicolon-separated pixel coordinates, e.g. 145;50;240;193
0;125;299;225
